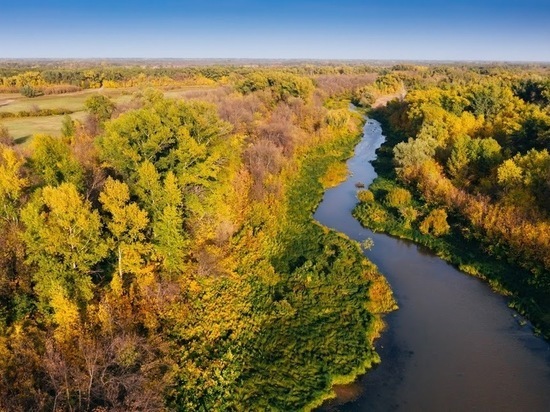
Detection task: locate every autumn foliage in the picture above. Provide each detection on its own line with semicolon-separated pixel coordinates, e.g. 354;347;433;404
0;65;392;410
364;66;550;336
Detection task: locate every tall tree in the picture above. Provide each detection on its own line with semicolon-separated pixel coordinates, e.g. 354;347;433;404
60;114;76;138
99;177;150;291
30;134;84;190
85;94;115;123
21;183;108;312
0;144;27;222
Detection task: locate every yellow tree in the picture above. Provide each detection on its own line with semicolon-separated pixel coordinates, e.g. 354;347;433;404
99;177;150;294
21;183;108;313
0;145;30;328
419;208;450;236
0;144;27;222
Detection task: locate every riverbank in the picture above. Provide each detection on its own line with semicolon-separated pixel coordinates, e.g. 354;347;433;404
285;125;395;411
316;116;550;411
248;110;396;411
353;109;550;339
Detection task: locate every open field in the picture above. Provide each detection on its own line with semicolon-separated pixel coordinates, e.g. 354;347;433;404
163;86;221;100
1;111;88;144
0;89;133;113
0;85;219;114
0;85;218;144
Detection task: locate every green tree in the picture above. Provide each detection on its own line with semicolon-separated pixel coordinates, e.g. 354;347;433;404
134;161;164;215
133;164;187;274
514;149;550;211
439;90;469;115
513;78;550;106
446;135;472;186
393;137;438;177
0;145;29;329
154;172;186;274
20;84;40;98
236;71;314;102
470;137;502;176
236;72;270;94
85;94;115;123
98;97;231;190
152;203;187;274
60;114;76;138
30;134;84;189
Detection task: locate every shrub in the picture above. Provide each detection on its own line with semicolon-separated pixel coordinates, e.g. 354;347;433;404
20;84;41;98
320;162;348;188
419;208;450;236
42;85;81;95
61;115;76;138
85;94;115;122
357;189;374;203
399;206;419;226
0;125;13;145
351;86;375;108
354;202;389;230
386;187;412;208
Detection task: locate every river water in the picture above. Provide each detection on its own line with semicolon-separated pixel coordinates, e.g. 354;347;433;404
314;119;550;411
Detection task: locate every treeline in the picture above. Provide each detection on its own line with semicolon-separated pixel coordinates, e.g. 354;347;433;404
365;67;550;335
0;68;218;95
0;68;394;410
0;64;383;95
4;62;533;97
0;108;75;119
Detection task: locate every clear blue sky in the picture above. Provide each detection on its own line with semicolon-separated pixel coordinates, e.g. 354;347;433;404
1;0;549;61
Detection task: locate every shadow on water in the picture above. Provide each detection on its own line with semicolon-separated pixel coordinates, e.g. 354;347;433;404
315;118;550;412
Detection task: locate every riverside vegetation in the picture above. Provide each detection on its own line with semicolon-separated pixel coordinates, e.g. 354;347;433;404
3;61;549;410
0;62;398;411
354;65;550;338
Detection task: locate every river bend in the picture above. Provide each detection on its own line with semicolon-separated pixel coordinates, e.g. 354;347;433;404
315;119;550;412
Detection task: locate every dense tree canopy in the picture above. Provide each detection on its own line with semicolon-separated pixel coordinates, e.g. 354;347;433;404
4;61;550;409
362;66;550;338
0;64;395;411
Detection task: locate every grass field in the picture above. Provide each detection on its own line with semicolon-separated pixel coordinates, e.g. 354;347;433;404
0;85;218;114
163;86;220;100
1;111;88;144
0;86;218;144
0;88;135;113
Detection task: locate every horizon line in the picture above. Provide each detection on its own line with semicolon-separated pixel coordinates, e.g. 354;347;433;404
1;57;550;65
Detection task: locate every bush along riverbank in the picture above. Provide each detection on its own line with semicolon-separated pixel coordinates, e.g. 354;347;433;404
353;106;550;340
248;114;395;411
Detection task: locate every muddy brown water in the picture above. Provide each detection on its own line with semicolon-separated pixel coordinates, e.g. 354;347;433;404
314;119;550;412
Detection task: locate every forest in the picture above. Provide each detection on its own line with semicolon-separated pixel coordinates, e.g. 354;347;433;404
1;61;549;411
0;62;397;411
354;64;550;337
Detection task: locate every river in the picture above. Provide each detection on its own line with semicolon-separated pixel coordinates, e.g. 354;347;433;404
314;119;550;411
